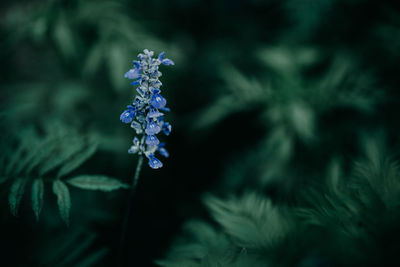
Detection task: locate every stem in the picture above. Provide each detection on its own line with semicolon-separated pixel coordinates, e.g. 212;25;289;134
117;154;144;266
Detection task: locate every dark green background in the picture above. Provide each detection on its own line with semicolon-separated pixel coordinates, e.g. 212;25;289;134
1;0;400;266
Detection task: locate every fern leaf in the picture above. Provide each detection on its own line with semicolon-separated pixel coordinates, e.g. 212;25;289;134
204;193;291;249
66;175;128;191
31;178;44;221
57;139;98;178
9;178;27;216
53;180;71;225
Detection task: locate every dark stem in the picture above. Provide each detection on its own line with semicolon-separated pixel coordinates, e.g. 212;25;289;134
117;154;144;266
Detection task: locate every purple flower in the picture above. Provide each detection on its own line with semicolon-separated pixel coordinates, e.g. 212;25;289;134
120;49;173;169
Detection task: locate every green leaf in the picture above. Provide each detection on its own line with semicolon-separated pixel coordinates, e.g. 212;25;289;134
53;180;71;225
31;179;44;221
66;175;128;191
57;139;98;178
53;14;77;59
204;193;292;249
9;178;27;216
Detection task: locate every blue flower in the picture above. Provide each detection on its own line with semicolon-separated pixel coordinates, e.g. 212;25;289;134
120;49;173;169
124;68;140;79
162;122;172;136
128;137;140;154
147;108;164;119
130;121;143;134
131;80;141;86
151;93;167;109
145;120;161;135
148;154;163;169
145;135;160;146
120;105;135;123
158;51;165;61
158;143;169;158
161;58;175;65
133;60;140;68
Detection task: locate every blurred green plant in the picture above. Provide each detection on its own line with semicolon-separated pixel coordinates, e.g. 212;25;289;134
192;46;382;192
159;134;400;266
0;122;128;225
4;0;179;92
157;192;295;267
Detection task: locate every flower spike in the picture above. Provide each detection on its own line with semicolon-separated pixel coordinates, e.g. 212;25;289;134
120;49;174;169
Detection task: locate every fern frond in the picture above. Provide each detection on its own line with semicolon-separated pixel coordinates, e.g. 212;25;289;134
8;178;27;216
31;178;44;221
53;179;71;225
66;175;128;191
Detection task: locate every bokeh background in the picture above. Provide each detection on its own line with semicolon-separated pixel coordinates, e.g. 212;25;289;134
1;0;400;266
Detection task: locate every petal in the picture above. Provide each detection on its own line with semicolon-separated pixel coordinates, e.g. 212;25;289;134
124;68;140;79
158;147;169;158
158;51;165;61
147;107;164;118
148;155;163;169
151;88;160;94
128;145;139;154
160;107;171;112
133;137;140;146
133;60;140;68
161;59;175;66
151;93;167;109
145;120;161;135
120;110;134;123
162;122;172;136
130;79;141;86
146;135;160;146
130;121;143;134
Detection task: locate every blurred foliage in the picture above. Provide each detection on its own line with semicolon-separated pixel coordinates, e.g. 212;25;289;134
0;122;127;225
159;135;400;266
1;0;400;266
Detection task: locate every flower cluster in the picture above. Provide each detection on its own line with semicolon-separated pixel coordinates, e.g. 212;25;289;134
120;49;174;169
